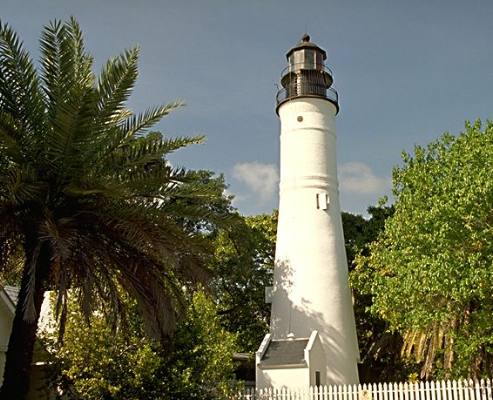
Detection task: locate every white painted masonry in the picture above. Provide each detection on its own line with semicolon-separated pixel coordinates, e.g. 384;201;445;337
256;35;359;389
256;331;326;390
270;95;359;385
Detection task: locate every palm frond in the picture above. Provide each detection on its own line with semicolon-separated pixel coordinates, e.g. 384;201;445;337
39;20;62;116
100;133;203;180
96;46;139;127
0;20;46;146
0;111;23;162
0;166;46;206
41;18;97;171
121;101;184;137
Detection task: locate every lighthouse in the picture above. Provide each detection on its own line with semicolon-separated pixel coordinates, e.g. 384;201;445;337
256;35;359;389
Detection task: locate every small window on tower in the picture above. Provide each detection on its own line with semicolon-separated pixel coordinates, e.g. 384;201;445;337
316;193;329;210
315;371;321;386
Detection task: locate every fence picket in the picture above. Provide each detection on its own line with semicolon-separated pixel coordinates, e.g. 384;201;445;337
451;380;458;400
378;383;384;400
384;382;390;400
475;380;482;400
373;383;379;400
424;382;428;400
441;380;448;400
353;384;359;400
458;379;466;400
468;379;475;400
394;382;400;400
409;382;415;400
419;381;425;400
235;379;493;400
447;380;453;400
464;379;472;400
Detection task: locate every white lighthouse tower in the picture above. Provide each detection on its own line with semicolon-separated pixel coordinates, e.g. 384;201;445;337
256;35;359;389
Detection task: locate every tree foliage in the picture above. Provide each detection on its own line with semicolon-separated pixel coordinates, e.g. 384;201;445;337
43;290;238;400
344;206;418;382
0;17;231;397
161;290;239;399
353;121;493;379
211;211;277;352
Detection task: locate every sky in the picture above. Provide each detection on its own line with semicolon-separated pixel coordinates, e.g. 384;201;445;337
2;0;493;215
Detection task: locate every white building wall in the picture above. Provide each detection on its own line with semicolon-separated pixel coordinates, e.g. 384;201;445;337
0;297;13;384
270;97;359;385
257;367;309;390
307;334;327;386
0;291;52;386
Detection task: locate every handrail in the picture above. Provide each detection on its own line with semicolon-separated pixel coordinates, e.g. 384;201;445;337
280;62;333;78
276;85;339;111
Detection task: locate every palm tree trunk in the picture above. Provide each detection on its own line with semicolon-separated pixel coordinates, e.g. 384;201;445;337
0;241;51;399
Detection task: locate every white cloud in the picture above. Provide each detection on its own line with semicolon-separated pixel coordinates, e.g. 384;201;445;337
339;162;390;195
232;162;279;203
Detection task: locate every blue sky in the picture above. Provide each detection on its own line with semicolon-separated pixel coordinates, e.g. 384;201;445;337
3;0;492;215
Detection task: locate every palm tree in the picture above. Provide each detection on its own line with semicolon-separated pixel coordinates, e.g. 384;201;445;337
0;18;230;399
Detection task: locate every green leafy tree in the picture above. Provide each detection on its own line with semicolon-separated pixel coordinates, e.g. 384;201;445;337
344;205;417;382
45;297;163;399
42;291;238;400
211;212;277;352
353;121;493;379
0;18;230;398
160;290;239;400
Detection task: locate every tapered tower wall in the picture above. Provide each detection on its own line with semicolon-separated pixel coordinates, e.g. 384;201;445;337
270;97;359;384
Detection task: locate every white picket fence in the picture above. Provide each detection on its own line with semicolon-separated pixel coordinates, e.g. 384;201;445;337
235;379;493;400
